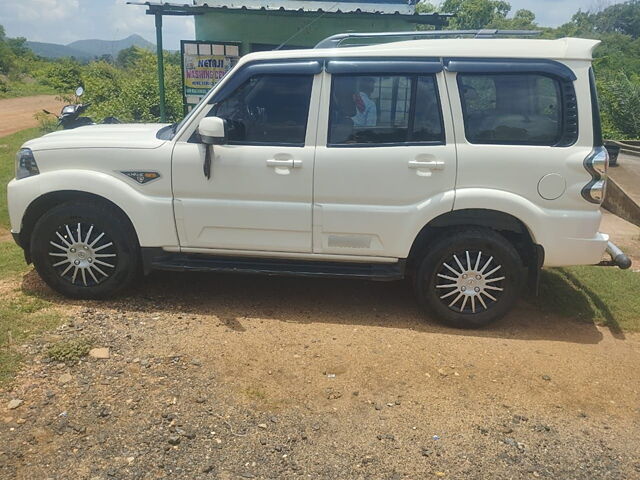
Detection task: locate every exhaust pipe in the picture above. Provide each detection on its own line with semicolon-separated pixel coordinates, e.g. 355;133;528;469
605;241;632;269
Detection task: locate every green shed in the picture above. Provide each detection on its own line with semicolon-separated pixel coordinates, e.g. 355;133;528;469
128;0;450;119
191;0;449;53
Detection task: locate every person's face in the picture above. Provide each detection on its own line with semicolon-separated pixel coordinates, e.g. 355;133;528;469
360;78;375;96
333;79;357;117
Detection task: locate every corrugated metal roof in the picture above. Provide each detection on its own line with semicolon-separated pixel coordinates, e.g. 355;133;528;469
128;1;452;17
194;0;415;15
128;1;452;25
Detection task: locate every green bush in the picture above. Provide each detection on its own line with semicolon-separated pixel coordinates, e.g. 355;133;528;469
82;48;183;123
36;59;83;92
598;72;640;139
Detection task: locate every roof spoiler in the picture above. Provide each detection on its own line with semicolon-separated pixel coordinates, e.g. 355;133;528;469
559;37;601;60
315;30;542;49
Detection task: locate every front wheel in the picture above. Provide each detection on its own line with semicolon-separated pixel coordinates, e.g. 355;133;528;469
415;229;524;328
31;202;139;299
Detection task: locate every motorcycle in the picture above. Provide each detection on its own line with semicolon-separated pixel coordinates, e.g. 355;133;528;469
43;86;120;130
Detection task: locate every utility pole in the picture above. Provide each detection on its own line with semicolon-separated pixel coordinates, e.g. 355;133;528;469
154;12;166;122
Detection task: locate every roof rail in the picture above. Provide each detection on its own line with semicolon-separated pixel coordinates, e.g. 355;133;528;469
314;30;541;49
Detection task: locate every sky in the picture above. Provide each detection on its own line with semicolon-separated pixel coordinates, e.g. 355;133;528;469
0;0;628;49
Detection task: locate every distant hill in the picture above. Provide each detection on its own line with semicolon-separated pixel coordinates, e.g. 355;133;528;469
67;34;155;57
26;34;155;61
25;41;95;60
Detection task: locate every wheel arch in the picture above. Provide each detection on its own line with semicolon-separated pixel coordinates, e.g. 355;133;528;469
407;208;544;281
18;190;139;263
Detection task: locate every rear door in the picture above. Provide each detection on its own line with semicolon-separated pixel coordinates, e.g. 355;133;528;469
444;58;590;214
312;59;458;258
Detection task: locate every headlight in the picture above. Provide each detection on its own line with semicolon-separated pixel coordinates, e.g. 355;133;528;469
62;105;77;115
15;148;40;180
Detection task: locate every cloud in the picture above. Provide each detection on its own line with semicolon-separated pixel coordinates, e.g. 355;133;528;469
3;0;79;22
0;0;193;48
109;0;158;42
509;0;625;27
2;0;625;48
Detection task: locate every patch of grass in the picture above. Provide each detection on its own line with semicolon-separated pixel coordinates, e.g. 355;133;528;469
243;387;267;401
0;292;61;383
47;337;93;363
0;129;58;384
0;81;56;99
0;128;41;229
0;241;28;280
537;266;640;332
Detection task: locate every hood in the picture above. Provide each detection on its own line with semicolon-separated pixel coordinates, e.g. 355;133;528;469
23;123;170;151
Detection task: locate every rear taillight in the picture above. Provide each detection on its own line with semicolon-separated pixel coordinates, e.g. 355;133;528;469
581;146;608;204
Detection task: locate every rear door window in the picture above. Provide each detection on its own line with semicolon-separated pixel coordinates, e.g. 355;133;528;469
328;74;445;146
458;73;564;146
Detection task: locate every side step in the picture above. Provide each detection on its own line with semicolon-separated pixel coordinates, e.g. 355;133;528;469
142;249;406;281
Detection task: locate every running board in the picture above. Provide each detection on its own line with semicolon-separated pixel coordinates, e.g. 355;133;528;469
141;249;405;281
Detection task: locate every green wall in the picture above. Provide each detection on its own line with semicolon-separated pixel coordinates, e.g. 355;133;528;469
194;10;415;54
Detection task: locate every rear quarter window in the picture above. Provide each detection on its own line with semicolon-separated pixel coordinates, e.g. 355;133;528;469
458;73;575;146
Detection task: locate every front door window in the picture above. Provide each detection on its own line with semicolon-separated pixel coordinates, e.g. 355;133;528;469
209;74;313;146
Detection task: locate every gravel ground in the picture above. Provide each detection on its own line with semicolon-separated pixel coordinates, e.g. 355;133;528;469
1;268;639;480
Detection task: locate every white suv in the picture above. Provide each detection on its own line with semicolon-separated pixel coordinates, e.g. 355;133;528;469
7;32;632;328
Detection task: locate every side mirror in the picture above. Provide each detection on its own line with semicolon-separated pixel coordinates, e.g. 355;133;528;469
198;116;226;145
75;86;84;97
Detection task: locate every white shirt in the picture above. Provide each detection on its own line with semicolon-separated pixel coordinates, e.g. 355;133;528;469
352;92;377;127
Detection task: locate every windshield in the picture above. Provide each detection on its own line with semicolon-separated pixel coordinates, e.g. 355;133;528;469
174;94;211;135
172;67;235;137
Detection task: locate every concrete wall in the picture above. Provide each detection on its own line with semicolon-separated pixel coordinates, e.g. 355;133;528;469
604;176;640;228
195;10;413;54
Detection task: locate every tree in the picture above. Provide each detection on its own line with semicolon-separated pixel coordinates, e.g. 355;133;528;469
557;0;640;38
598;72;640;138
98;54;114;64
116;46;144;69
83;49;183;122
415;1;438;14
440;0;511;29
489;8;537;30
39;58;83;92
416;0;536;31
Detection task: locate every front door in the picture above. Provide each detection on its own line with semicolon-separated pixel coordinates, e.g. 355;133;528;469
172;71;320;253
313;64;458;258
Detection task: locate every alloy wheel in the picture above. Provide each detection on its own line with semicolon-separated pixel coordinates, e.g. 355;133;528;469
48;222;118;287
435;250;505;314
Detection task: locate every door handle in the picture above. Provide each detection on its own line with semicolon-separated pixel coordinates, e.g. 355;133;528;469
408;160;445;170
266;159;302;168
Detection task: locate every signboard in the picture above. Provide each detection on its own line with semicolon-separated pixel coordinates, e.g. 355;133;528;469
180;41;240;113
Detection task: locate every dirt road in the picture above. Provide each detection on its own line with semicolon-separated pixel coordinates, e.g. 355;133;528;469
1;265;639;479
0;95;64;137
1;214;639;479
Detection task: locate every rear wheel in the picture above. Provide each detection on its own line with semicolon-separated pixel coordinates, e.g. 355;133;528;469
31;202;139;299
415;229;524;328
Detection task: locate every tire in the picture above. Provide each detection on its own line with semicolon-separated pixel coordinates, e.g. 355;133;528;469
30;201;140;299
414;228;524;329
